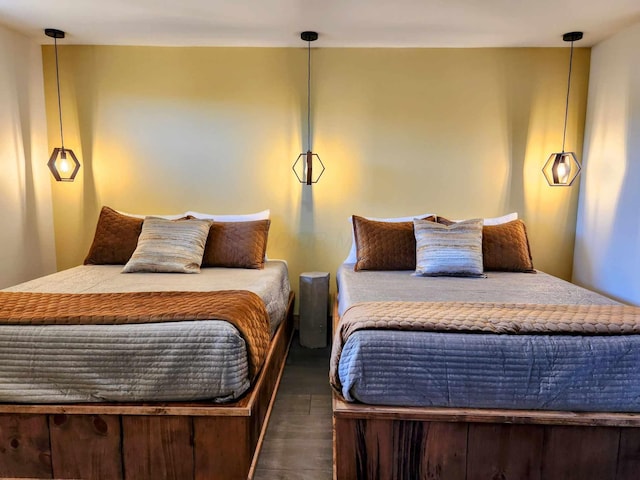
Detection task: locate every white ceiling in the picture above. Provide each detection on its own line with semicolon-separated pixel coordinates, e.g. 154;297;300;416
1;0;639;48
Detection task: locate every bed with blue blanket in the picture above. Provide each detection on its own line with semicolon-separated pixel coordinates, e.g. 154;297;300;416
331;265;640;480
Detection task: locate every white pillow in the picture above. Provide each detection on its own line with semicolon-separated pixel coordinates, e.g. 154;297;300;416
343;213;434;264
186;209;270;222
445;212;519;225
481;212;518;226
116;209;186;220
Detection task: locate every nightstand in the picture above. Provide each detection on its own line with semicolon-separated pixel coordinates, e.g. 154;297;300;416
299;272;330;348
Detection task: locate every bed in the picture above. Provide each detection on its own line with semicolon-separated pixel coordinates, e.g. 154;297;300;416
0;207;294;480
331;214;640;480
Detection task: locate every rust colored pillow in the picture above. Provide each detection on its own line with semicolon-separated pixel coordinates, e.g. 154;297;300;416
482;219;535;272
434;215;455;226
84;207;143;265
353;215;436;271
202;220;270;269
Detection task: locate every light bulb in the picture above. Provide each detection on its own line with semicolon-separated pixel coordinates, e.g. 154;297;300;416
59;151;70;174
556;159;570;184
550;153;572;185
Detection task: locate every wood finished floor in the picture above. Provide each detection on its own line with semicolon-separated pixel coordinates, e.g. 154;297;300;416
255;333;332;480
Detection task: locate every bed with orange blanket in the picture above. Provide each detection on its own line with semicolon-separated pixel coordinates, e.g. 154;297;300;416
0;262;293;480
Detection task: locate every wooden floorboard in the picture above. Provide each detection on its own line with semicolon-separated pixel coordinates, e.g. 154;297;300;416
254;333;332;480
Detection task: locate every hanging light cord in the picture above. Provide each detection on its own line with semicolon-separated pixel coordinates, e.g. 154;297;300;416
54;36;65;150
306;38;312;152
561;39;574;153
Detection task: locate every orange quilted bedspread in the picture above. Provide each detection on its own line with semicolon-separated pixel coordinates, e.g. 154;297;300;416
0;290;270;381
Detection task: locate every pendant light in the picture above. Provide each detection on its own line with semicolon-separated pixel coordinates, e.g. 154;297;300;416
292;31;325;185
45;28;80;182
542;31;583;187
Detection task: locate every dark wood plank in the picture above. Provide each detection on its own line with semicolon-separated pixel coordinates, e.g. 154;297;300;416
467;423;543;480
333;417;359;480
542;425;619;480
361;418;395;478
194;416;250;480
0;413;52;478
49;414;122;479
122;415;193;480
334;417;467;480
421;421;467;480
616;428;640;480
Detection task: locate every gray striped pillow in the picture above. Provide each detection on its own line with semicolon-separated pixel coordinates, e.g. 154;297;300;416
414;218;485;277
122;217;212;273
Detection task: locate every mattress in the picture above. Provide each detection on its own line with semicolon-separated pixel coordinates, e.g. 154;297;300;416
336;264;640;412
0;260;290;403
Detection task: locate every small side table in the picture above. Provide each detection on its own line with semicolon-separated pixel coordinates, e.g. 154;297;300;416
299;272;330;348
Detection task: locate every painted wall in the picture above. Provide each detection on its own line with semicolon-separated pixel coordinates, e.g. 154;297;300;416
573;22;640;306
0;25;56;289
42;45;590;301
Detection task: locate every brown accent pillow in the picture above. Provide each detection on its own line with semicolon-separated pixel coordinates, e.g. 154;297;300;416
353;215;436;271
84;207;143;265
202;220;271;269
482;219;535;272
434;215;455;226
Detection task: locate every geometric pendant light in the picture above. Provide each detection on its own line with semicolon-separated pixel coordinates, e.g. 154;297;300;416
292;31;325;185
542;31;583;187
45;28;80;182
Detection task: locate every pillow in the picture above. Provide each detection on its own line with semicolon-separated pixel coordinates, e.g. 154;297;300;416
84;206;144;265
116;209;186;220
186;209;270;222
122;217;212;273
353;215;436;271
482;219;535;272
202;220;270;269
482;212;518;225
344;212;434;264
414;218;485;277
435;212;518;226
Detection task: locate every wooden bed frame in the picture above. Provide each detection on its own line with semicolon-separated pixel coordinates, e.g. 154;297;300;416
331;299;640;480
0;292;294;480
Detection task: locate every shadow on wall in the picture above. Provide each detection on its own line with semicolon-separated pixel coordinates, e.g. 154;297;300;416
573;35;638;304
76;49;100;243
15;64;50;283
499;52;531;217
0;27;56;288
604;79;640;304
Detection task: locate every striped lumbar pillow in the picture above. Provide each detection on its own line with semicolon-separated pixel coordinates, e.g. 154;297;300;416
122;217;212;273
413;218;485;277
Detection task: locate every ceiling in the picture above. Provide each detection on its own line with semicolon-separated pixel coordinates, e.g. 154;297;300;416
1;0;639;48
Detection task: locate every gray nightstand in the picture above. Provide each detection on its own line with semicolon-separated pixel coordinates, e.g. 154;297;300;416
299;272;330;348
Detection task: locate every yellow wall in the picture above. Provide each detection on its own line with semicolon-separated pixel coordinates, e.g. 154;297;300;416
42;45;590;301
